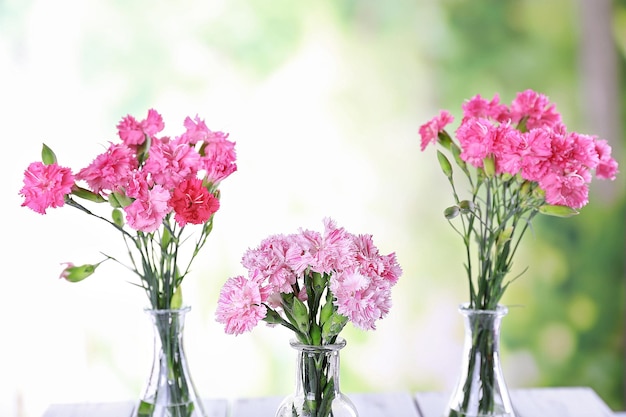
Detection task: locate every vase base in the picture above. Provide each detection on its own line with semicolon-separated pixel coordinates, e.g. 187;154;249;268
132;400;207;417
447;409;514;417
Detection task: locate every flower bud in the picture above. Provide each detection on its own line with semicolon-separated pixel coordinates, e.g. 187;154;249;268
483;156;495;178
444;205;460;219
112;208;125;228
458;200;475;214
109;191;132;208
437;150;453;178
59;262;99;283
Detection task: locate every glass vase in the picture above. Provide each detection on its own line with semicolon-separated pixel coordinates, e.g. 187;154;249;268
275;338;358;417
133;307;207;417
445;304;515;417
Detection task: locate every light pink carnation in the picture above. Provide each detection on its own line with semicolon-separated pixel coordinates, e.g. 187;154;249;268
242;234;299;294
124;184;171;232
331;269;392;330
216;275;267;335
308;218;357;274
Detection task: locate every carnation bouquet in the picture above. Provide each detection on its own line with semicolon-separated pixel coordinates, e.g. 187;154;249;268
419;89;618;416
216;218;402;417
19;109;237;417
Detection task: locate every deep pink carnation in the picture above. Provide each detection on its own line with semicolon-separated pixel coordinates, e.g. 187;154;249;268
20;162;75;214
116;109;164;146
510;89;561;130
418;110;454;151
142;139;202;190
595;139;619;180
456;117;495;167
76;143;137;194
495;127;552;180
540;171;590;209
180;115;211;145
462;94;509;122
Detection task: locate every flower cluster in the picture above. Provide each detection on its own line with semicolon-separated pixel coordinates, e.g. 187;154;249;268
20;109;236;309
420;90;618;210
216;218;402;345
419;89;618;309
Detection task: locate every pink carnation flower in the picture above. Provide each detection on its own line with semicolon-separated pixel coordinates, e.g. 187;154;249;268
331;269;392;330
495;126;552;180
595;139;619;180
20;162;75;214
124;184;171;232
540;171;590;209
242;234;299;294
116;109;165;146
418;110;454;151
169;178;220;227
76;143;137;194
216;275;268;335
456;117;495;167
142;139;202;190
510;89;561;130
462;94;509;122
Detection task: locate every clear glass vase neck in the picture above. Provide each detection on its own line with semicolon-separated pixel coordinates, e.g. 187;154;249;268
134;306;207;417
275;337;358;417
446;304;515;417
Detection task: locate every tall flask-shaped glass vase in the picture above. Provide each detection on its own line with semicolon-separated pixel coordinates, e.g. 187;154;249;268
446;304;516;417
276;338;358;417
133;307;207;417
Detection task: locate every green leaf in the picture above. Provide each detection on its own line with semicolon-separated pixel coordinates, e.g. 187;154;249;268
171;285;183;309
263;308;284;325
436;150;453;178
71;186;106;203
292;297;310;334
320;299;334;325
538;204;579;218
322;312;348;339
41;143;57;165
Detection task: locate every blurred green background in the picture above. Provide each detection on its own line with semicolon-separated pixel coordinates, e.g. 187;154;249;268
1;0;624;416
